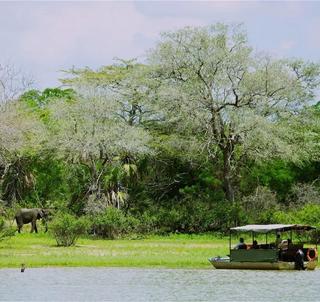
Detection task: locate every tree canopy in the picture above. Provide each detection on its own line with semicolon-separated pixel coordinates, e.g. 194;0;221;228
147;24;320;201
1;24;320;232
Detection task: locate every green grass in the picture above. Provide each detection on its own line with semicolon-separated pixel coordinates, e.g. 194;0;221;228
0;233;228;269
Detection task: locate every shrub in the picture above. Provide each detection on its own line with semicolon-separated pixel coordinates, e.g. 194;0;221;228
271;204;320;227
270;210;295;224
50;213;87;246
150;196;249;234
0;217;15;241
288;183;320;207
90;207;128;239
135;212;158;234
241;186;280;223
123;215;140;234
88;208;142;239
295;204;320;227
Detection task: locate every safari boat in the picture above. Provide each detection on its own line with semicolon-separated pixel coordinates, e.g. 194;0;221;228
209;224;318;270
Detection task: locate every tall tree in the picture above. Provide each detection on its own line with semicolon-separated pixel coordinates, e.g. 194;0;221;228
0;102;45;204
0;62;35;166
48;90;151;211
148;24;320;202
61;59;158;127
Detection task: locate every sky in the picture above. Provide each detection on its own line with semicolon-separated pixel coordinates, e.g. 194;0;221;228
0;1;320;89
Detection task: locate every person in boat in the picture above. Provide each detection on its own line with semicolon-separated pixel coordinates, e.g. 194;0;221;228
235;237;247;249
294;249;305;270
251;240;259;249
279;239;293;261
279;239;288;250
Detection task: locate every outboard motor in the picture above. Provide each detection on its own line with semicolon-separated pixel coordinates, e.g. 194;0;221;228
294;249;305;270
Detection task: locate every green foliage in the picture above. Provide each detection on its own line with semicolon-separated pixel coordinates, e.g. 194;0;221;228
27;157;70;207
19;88;75;124
240;161;297;201
148;200;239;234
0;218;15;241
1;156;35;205
295;204;320;227
1;25;320;234
50;213;88;246
148;24;320;202
89;207;138;239
20;88;75;108
134;212;158;234
272;204;320;227
61;61;137;87
240;186;280;224
2;155;70;207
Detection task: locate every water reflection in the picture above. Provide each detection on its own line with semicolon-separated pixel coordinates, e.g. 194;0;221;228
0;268;319;301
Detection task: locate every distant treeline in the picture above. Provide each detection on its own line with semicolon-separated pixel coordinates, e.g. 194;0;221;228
0;24;320;233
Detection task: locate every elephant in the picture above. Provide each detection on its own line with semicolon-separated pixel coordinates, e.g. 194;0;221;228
15;208;49;233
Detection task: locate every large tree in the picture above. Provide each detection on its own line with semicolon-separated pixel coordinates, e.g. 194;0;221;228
0;62;35;165
48;89;151;212
148;24;320;202
0;102;45;204
0;63;43;204
61;59;158;127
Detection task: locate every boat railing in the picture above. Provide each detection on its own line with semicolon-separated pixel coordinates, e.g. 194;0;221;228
230;249;278;263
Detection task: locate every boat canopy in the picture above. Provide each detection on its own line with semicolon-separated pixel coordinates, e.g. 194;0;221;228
230;224;316;234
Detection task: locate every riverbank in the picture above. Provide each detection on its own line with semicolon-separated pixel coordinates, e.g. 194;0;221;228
0;233;228;269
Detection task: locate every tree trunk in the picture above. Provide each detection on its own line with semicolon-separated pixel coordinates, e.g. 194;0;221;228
222;147;235;202
210;109;235;202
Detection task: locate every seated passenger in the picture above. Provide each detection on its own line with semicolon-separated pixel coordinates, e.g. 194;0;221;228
279;239;288;250
235;237;247;250
251;240;259;249
279;239;295;261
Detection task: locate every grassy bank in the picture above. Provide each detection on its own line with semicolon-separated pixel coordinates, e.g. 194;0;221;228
0;233;228;269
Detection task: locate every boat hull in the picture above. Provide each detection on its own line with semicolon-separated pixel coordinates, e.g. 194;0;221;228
209;258;317;270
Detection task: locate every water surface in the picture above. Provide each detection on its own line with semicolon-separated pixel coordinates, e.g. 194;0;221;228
0;267;319;301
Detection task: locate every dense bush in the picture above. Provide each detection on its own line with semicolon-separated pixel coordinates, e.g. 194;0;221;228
134;212;158;234
271;204;320;227
240;186;280;224
150;200;238;234
0;217;15;241
89;207;139;239
50;213;88;246
295;204;320;227
288;183;320;206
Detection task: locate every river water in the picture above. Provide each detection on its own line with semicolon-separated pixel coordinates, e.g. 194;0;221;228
0;267;319;301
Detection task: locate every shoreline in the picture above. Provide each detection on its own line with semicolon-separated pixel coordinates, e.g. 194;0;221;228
0;233;227;269
1;233;318;269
